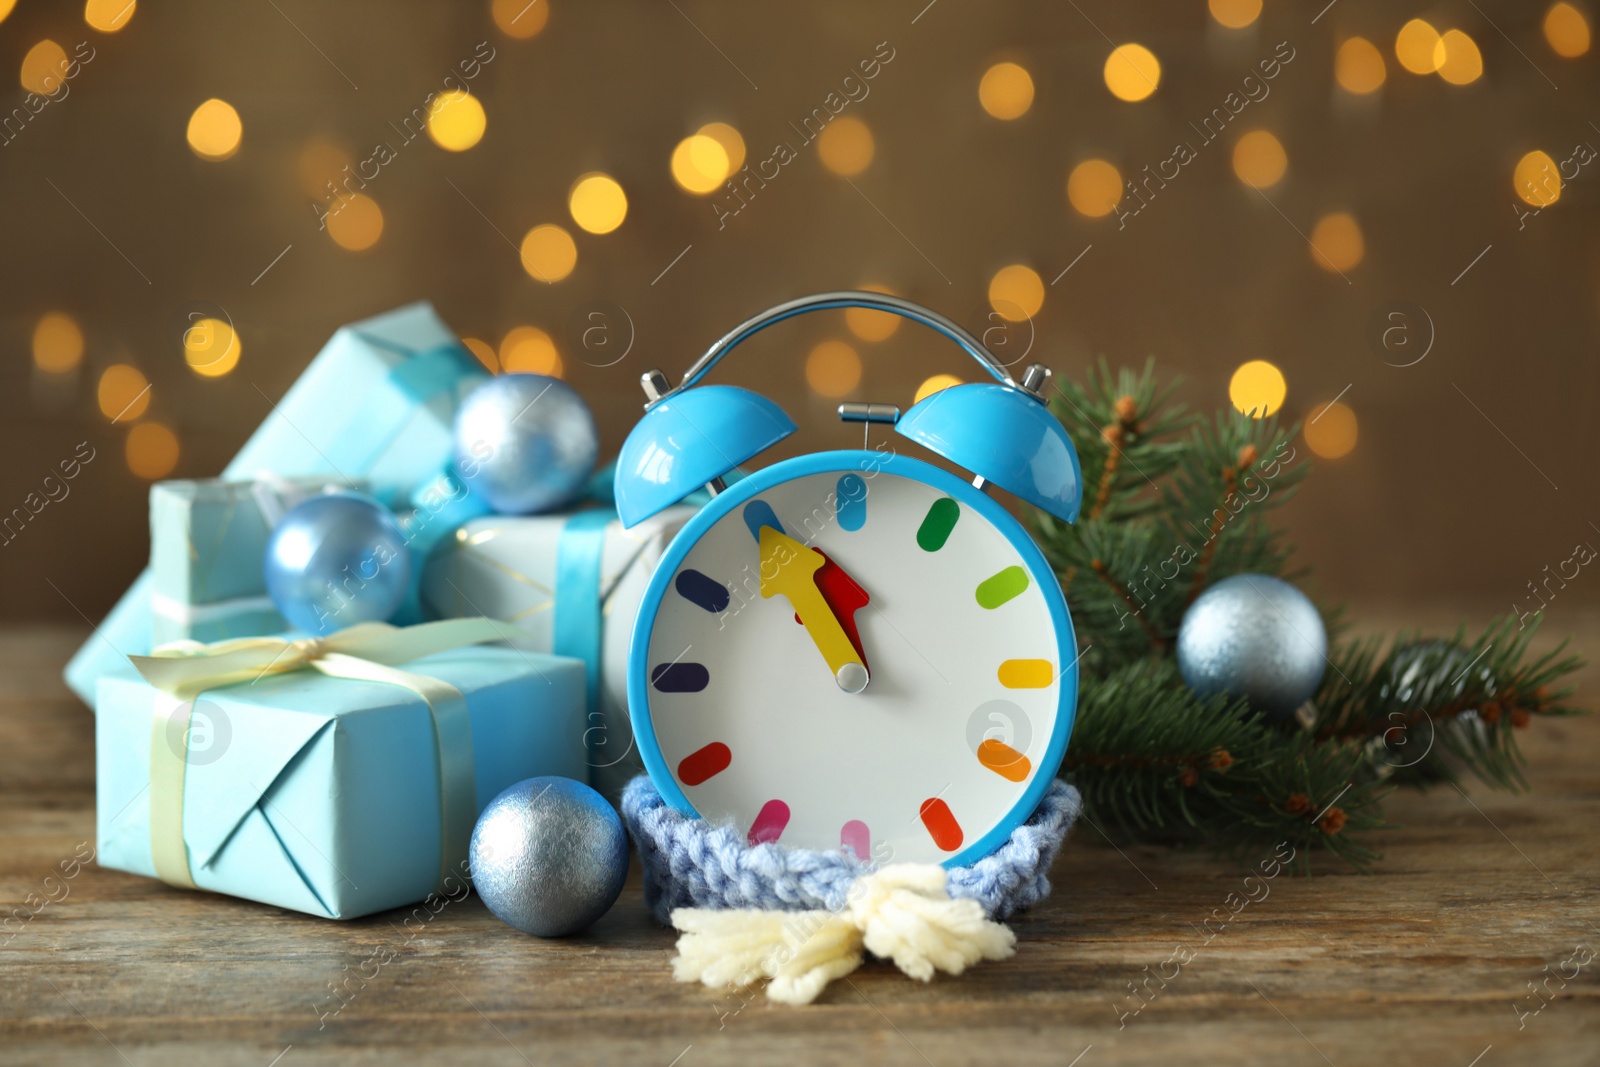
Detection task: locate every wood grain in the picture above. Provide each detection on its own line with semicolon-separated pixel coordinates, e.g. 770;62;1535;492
2;619;1597;1066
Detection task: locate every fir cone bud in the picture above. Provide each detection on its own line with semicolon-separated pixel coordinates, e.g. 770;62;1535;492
1510;706;1530;728
1236;444;1259;469
1114;395;1138;426
1209;748;1234;773
1317;807;1347;835
1284;793;1311;815
1480;701;1502;725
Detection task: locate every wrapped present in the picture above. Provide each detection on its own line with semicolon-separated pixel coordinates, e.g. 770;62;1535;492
64;302;488;707
420;505;696;800
95;619;586;920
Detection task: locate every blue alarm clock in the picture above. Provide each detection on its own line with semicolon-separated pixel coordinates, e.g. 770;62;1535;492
614;292;1082;867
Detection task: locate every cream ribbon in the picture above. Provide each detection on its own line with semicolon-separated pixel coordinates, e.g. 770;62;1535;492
131;618;514;893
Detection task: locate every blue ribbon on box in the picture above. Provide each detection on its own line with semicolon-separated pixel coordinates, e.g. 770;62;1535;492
553;508;620;723
325;343;481;480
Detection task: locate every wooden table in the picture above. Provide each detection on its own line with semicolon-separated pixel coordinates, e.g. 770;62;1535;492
3;620;1597;1066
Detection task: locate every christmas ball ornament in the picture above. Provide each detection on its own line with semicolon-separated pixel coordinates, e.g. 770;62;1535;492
469;776;628;937
263;492;411;635
1177;573;1326;720
453;373;599;514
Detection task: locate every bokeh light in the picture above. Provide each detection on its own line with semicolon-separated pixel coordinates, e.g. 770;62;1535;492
670;133;729;194
818;116;875;176
1103;44;1160;102
1335;37;1387;94
126;422;179;480
183;317;241;378
1229;360;1286;418
978;62;1034;120
1208;0;1261;29
1515;150;1561;207
568;172;628;234
0;0;16;25
326;193;384;251
1395;19;1445;75
845;283;901;341
84;0;135;32
698;121;746;173
1309;212;1364;272
988;265;1044;322
1305;401;1358;459
1067;159;1123;218
98;364;150;422
296;137;352;198
805;341;863;398
462;337;499;373
492;0;549;39
519;224;577;282
20;40;68;95
33;313;84;374
1544;2;1592;56
1232;130;1287;189
186;99;242;161
500;326;563;376
425;89;487;151
1437;30;1483;85
914;374;963;404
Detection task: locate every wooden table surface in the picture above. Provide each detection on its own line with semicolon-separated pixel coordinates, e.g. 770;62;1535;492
3;618;1598;1067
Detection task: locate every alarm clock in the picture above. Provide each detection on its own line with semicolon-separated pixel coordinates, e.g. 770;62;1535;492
613;292;1082;868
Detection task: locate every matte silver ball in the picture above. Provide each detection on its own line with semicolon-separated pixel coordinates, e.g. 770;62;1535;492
1177;574;1326;720
453;374;599;514
470;777;628;937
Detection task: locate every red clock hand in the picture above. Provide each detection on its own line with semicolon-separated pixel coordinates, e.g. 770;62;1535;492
794;549;870;667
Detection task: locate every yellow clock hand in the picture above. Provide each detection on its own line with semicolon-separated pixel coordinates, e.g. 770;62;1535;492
757;525;870;693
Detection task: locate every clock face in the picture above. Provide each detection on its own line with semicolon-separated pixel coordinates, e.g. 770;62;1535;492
631;451;1076;867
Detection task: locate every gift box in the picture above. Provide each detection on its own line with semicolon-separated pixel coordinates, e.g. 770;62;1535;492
420;505;696;800
95;620;586;919
64;302;488;707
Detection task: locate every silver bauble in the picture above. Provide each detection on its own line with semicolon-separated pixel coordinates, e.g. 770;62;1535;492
453;374;599;514
469;776;628;937
262;491;411;635
1177;574;1326;720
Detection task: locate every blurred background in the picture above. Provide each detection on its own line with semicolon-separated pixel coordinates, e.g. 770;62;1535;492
2;0;1597;625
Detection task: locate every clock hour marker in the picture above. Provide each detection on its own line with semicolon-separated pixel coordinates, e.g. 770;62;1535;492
977;738;1032;782
836;475;867;531
748;799;791;845
998;658;1054;688
976;565;1029;609
675;568;730;613
916;497;960;551
651;661;710;692
841;819;871;859
678;742;731;785
919;798;964;852
742;499;786;542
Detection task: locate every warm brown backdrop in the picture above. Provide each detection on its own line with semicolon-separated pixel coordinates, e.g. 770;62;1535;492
2;0;1596;624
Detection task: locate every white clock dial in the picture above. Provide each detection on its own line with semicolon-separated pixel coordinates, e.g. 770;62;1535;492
634;455;1074;867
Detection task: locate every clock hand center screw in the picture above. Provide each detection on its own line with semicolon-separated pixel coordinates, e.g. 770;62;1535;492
835;661;869;694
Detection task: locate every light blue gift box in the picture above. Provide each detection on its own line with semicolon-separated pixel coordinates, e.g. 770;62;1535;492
64;302;488;706
96;639;586;919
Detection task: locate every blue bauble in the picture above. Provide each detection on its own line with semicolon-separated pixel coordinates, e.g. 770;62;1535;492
263;492;412;635
1177;574;1326;720
469;776;628;937
453;374;599;514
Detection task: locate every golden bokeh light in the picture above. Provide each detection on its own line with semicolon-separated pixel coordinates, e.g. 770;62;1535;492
698;122;745;173
805;341;863;398
1229;360;1286;418
1437;30;1483;85
519;223;577;282
1103;44;1160;102
1232;130;1287;189
500;326;562;376
98;364;150;422
1305;401;1358;459
462;337;499;373
988;265;1045;322
1544;2;1592;56
670;133;730;194
845;284;902;342
183;317;241;378
1208;0;1261;29
1335;37;1387;94
425;89;487;151
1309;211;1364;272
568;172;628;234
818;116;875;176
296;137;352;198
126;422;179;480
20;40;68;95
1067;159;1123;218
326;193;384;251
1395;19;1446;75
0;0;16;25
978;62;1034;120
186;98;242;161
914;374;963;405
33;313;84;374
85;0;135;32
492;0;549;39
1514;150;1561;207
